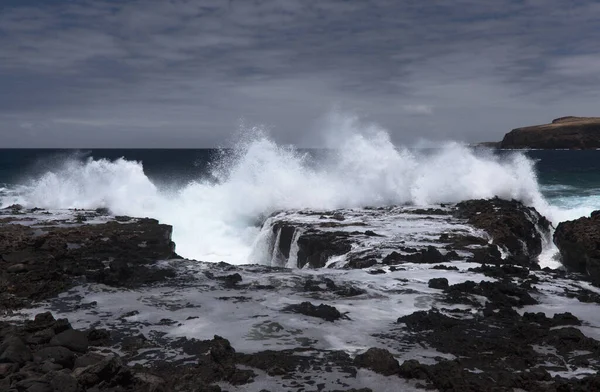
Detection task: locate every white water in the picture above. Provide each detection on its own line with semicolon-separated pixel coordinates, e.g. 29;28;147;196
0;114;594;264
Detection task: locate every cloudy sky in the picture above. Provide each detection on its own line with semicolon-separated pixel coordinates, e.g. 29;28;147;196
1;0;600;147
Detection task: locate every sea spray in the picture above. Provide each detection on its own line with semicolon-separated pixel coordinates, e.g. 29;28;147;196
0;114;581;264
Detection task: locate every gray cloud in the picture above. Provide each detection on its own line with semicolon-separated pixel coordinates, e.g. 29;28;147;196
1;0;600;147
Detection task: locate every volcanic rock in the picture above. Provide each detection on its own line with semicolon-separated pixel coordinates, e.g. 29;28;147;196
282;302;346;322
454;197;551;261
296;231;353;268
554;210;600;286
353;347;400;376
428;277;449;289
50;329;89;353
0;214;177;310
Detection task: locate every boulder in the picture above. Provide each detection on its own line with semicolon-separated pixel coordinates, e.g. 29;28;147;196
554;211;600;286
0;335;32;364
283;302;346;322
72;355;131;387
50;330;89;353
353;347;400;376
428;278;449;289
34;346;75;368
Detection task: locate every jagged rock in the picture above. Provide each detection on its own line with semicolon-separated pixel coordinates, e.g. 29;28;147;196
283;302;346;322
133;373;166;391
554;211;600;286
48;372;79;392
15;378;53;392
353;347;400;376
0;335;32;364
216;273;243;287
34;346;76;369
428;278;449;289
296;231;353;268
50;330;89;353
454;198;551;261
468;264;530;280
0;215;177;310
445;280;537;308
74;352;105;369
346;257;377;269
72;355;131;387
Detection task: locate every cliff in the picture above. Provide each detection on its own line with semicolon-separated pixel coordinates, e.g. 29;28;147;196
500;116;600;149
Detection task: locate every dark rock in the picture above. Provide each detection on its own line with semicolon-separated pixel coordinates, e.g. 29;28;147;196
34;346;75;368
468;264;530;279
444;250;461;261
0;362;17;377
296;231;352;268
48;372;79;392
121;334;151;352
347;257;377;269
133;373;166;391
26;328;56;345
50;329;89;353
383;246;447;265
74;352;105;369
552;312;582;326
0;335;32;364
417;246;445;264
0;215;177;310
196;385;222;392
353;347;400;376
86;328;110;346
428;278;449;289
431;264;459;271
15;378;52;392
445;280;537;308
72;355;131;387
216;273;243;287
554;211;600;286
381;251;405;265
7;263;28;273
25;312;59;332
283;302;346;322
208;335;236;365
454;198;551;261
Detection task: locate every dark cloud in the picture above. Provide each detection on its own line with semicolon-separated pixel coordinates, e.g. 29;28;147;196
1;0;600;147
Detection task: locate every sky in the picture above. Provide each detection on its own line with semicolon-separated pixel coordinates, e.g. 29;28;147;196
1;0;600;147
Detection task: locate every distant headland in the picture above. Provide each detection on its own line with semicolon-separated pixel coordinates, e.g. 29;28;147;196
479;117;600;149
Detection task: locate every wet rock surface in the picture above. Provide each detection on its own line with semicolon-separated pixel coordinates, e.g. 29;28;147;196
1;205;600;391
0;208;176;310
260;198;551;270
454;197;551;262
554;210;600;286
0;312;257;392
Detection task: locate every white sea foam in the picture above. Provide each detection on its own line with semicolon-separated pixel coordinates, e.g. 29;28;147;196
0;114;592;264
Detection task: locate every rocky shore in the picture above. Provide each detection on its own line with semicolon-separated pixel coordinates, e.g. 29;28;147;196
2;201;600;391
499;116;600;150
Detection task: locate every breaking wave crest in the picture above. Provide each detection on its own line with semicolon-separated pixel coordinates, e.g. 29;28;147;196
0;114;581;263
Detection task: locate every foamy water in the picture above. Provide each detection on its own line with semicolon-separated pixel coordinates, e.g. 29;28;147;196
0;115;593;263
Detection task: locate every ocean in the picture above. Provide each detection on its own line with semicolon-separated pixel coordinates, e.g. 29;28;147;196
1;136;600;265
